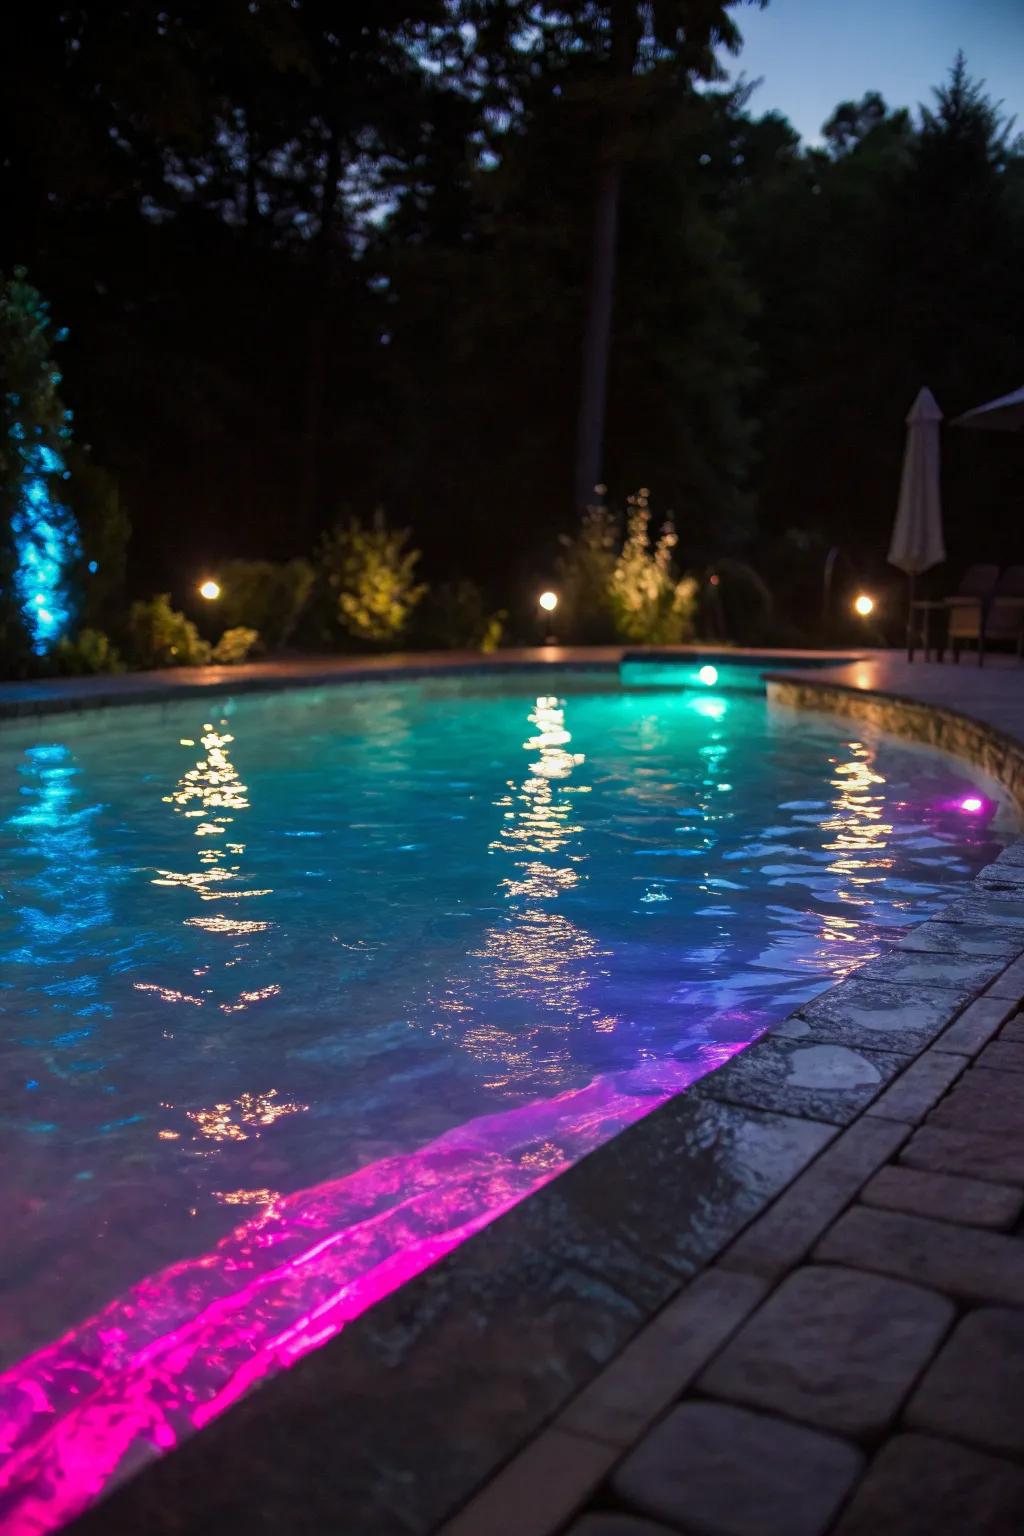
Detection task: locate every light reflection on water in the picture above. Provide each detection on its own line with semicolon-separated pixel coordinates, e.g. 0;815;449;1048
0;674;1011;1533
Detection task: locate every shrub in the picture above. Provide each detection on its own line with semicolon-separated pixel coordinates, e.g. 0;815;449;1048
419;580;506;652
479;612;505;655
126;594;211;668
213;559;313;649
319;512;426;646
67;450;131;632
608;490;697;645
557;499;618;643
52;627;124;675
211;626;259;664
705;558;775;645
0;268;81;670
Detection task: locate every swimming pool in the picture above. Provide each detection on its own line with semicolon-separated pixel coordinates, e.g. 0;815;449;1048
0;668;1008;1531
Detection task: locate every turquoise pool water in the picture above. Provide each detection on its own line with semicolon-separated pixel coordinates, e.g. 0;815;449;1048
0;669;1007;1531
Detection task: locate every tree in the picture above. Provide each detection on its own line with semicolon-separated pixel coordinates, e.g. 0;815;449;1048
732;56;1024;627
5;10;1023;656
548;0;767;509
0;269;81;666
822;90;890;156
66;448;131;631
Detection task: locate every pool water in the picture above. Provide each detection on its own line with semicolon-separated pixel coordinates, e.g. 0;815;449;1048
0;671;1008;1530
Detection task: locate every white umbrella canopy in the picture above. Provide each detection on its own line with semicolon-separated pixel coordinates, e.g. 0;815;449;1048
952;384;1024;432
889;386;945;577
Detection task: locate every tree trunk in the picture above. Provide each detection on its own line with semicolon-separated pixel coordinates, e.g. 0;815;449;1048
300;120;342;534
573;1;637;512
244;107;259;228
574;154;622;511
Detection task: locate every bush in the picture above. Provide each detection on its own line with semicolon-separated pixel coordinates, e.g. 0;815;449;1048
557;500;618;643
52;627;124;675
419;580;506;652
608;490;697;645
704;558;775;646
211;626;259;664
67;450;131;632
126;594;211;668
213;559;313;650
319;512;426;646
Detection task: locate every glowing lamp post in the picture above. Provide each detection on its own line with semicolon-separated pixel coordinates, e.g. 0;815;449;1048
853;593;875;617
199;579;221;602
538;589;559;645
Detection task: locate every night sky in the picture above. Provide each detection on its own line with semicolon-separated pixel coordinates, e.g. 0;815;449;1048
726;0;1024;142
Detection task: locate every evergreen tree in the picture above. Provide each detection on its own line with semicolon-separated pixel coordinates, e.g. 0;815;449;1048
499;2;765;509
0;269;81;666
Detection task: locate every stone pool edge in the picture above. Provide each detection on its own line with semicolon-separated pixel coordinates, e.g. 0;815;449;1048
0;644;862;721
765;672;1024;813
50;662;1022;1536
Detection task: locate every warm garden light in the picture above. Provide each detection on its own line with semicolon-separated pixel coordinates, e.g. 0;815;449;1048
698;664;719;686
199;579;221;601
853;593;875;616
538;590;558;612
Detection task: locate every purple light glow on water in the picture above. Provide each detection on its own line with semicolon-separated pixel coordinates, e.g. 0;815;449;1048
0;1057;712;1536
0;674;1009;1531
931;792;994;819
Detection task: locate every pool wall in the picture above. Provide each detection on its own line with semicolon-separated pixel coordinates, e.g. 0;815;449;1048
3;648;1022;1536
767;674;1024;813
0;645;859;720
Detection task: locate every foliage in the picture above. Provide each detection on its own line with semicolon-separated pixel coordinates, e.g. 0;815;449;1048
478;612;506;656
822;91;892;156
731;55;1024;594
66;448;131;631
703;558;775;645
211;626;260;664
557;500;619;643
52;627;124;675
559;489;698;644
0;269;81;667
4;21;1024;641
319;513;426;646
418;581;506;653
214;559;313;649
608;490;697;644
125;594;211;669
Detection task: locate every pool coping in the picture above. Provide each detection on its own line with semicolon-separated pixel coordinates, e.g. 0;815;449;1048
0;644;864;721
764;672;1024;814
34;653;1023;1536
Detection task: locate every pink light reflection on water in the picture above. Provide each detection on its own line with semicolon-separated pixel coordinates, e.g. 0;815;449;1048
0;1053;725;1536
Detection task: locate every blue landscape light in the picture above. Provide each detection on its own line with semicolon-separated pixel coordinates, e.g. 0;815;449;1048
9;433;80;653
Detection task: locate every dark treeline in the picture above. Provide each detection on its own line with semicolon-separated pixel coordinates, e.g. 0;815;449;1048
4;3;1023;633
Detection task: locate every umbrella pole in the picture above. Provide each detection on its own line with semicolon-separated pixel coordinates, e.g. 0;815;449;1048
906;572;916;661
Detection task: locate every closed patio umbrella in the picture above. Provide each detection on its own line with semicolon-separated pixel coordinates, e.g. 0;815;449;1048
952;384;1024;432
889;386;945;653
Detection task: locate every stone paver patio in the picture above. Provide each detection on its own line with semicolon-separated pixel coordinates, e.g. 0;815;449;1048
443;987;1024;1536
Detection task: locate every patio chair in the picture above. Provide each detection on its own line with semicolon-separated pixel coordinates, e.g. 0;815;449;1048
946;563;1000;665
979;565;1024;662
908;564;998;663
